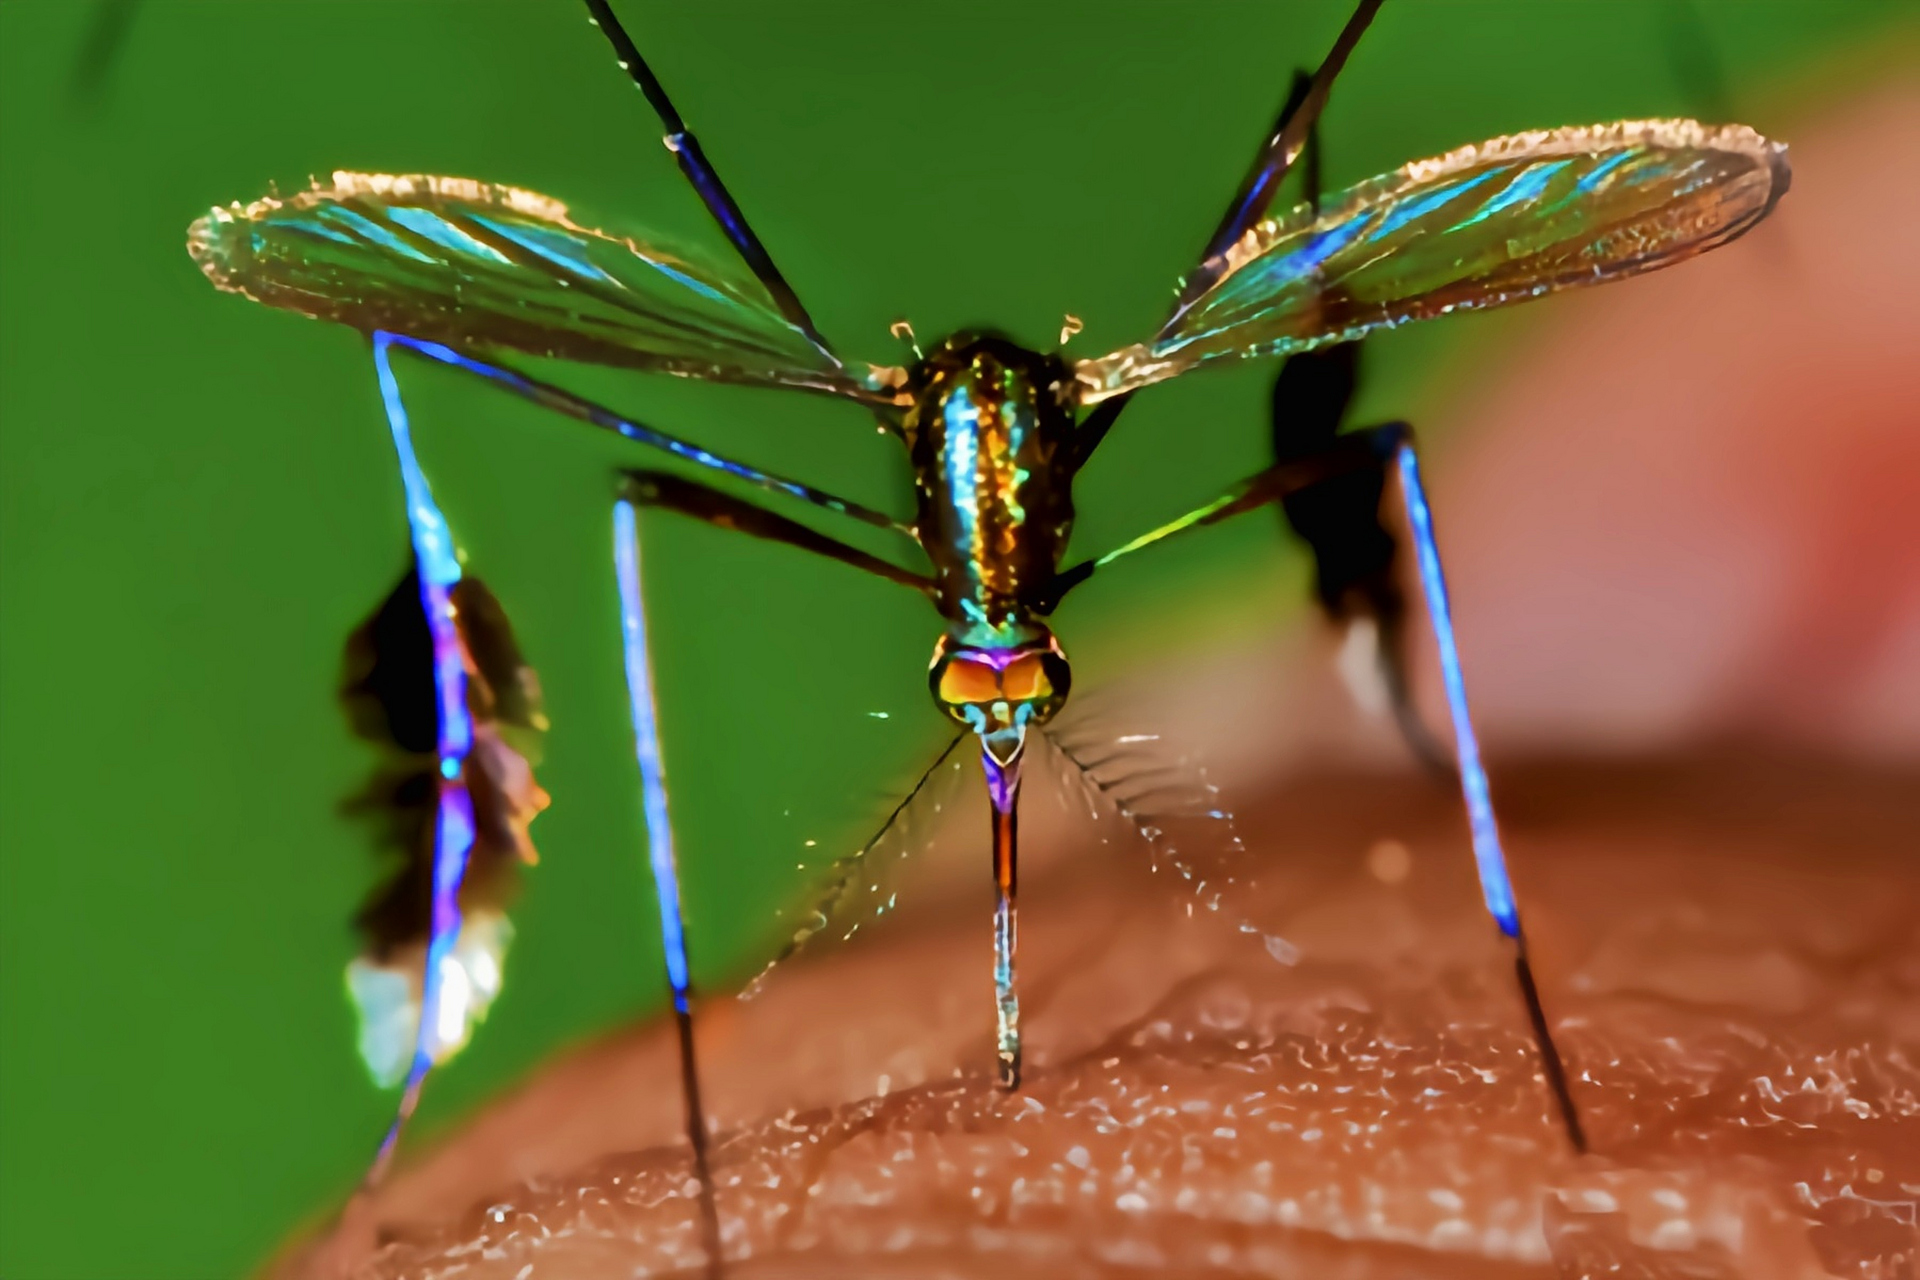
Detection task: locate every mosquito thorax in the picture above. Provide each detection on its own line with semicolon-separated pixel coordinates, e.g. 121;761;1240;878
902;333;1079;645
928;630;1072;763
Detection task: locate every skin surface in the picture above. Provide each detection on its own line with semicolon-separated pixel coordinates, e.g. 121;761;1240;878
289;753;1918;1280
272;81;1919;1280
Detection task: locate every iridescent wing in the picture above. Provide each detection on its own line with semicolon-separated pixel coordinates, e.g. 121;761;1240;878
1076;120;1789;401
189;172;893;403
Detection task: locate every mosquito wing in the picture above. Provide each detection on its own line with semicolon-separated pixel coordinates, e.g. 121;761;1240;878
189;172;892;402
1077;120;1789;401
740;735;971;998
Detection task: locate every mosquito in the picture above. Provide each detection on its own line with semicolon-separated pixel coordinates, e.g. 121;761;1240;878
184;0;1789;1266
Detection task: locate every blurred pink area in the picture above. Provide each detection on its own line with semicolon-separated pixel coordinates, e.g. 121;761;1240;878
1430;81;1920;758
1160;80;1920;779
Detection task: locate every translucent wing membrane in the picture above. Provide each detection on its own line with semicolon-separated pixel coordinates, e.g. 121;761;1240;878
1078;120;1789;401
340;567;550;1085
189;172;888;402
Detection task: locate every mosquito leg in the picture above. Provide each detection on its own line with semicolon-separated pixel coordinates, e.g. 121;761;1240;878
1388;429;1588;1154
611;497;724;1273
382;334;912;540
621;470;934;596
581;0;834;361
1183;2;1381;296
1074;2;1382;466
984;750;1023;1089
1053;418;1586;1147
362;333;480;1187
1040;439;1384;609
1273;346;1455;779
1266;86;1452;778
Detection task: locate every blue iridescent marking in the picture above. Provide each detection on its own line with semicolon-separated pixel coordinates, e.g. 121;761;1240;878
1541;150;1672;220
388;206;512;265
1395;442;1519;937
467;214;620;284
677;139;758;274
1212;215;1369;315
370;333;478;1125
1278;214;1371;277
320;206;438;265
1212;191;1269;263
1366;169;1502;244
1446;159;1571;232
941;383;983;555
613;499;695;1003
286;218;360;249
1161;206;1368;353
1573;150;1637;197
1618;153;1676;192
641;256;731;307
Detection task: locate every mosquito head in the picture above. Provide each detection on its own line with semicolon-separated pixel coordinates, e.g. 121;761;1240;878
928;631;1071;766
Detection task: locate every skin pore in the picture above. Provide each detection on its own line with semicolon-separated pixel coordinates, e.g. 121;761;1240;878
272;81;1918;1280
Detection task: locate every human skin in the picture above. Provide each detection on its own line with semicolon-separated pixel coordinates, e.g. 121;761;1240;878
274;81;1920;1280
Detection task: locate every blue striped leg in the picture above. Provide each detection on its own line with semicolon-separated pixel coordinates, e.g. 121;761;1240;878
379;333;909;540
1177;1;1383;307
1392;432;1588;1154
1018;416;1587;1149
364;332;480;1186
581;0;835;362
1074;0;1383;466
612;496;724;1273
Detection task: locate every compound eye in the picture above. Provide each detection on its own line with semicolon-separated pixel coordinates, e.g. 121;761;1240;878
999;653;1054;702
937;656;1001;706
1040;649;1072;702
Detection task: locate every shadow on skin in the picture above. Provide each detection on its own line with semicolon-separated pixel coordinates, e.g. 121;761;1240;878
272;79;1920;1280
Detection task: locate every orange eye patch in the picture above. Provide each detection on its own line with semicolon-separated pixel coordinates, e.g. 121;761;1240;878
999;654;1053;702
937;656;1003;705
936;652;1056;705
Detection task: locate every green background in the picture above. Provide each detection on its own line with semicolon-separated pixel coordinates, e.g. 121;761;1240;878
0;2;1908;1275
